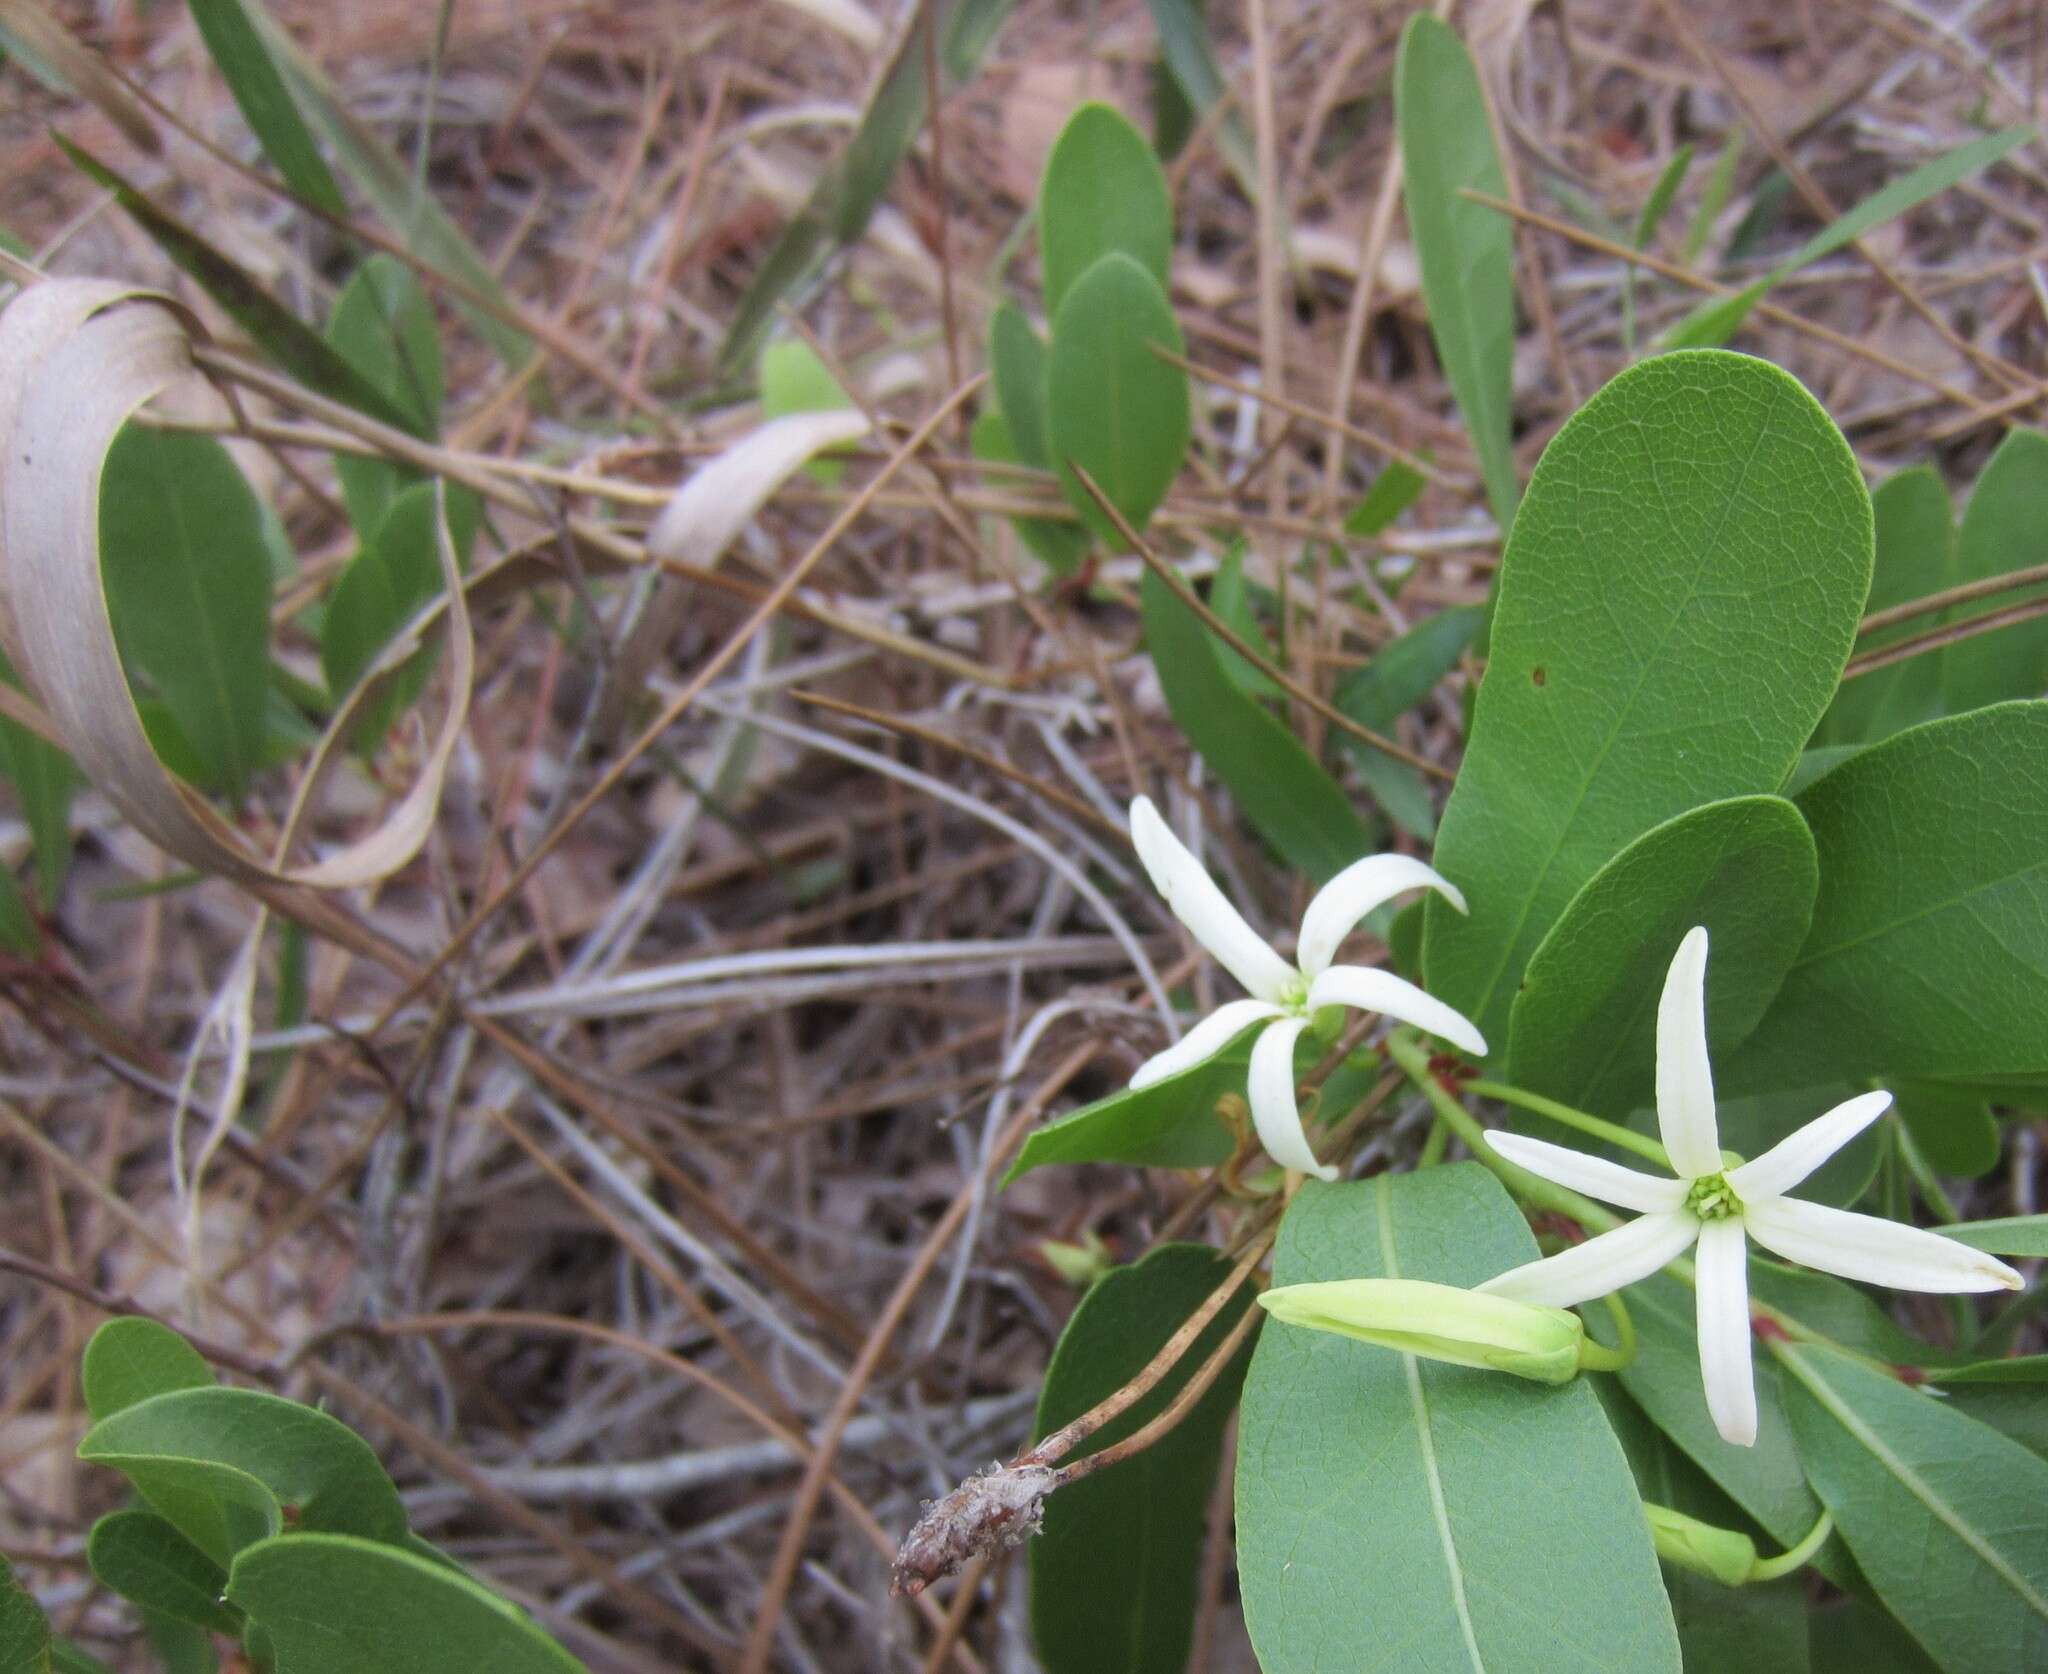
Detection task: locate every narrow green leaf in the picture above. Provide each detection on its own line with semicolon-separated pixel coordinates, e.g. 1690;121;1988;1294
1030;1246;1254;1674
1423;351;1872;1056
1332;605;1481;840
56;138;414;433
1140;0;1257;191
240;0;531;366
325;254;443;534
718;0;1013;371
0;1555;51;1674
1622;146;1694;358
1508;797;1818;1118
1682;135;1743;264
1735;702;2048;1086
1140;565;1374;883
226;1533;583;1674
1944;1216;2048;1258
1396;16;1518;529
1344;461;1429;536
1237;1167;1681;1673
1895;1081;2000;1177
1003;1039;1249;1184
0;648;75;910
1814;467;1953;746
758;336;856;488
86;1511;239;1634
1048;254;1189;545
1942;429;2048;715
1663;127;2031;350
1208;545;1283;700
1038;103;1173;317
187;0;345;214
81;1319;216;1424
100;424;274;799
80;1387;408;1559
1780;1341;2048;1672
0;862;33;955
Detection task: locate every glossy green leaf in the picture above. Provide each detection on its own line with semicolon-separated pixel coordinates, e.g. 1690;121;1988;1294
1396;16;1518;529
1814;467;1952;747
1344;461;1429;536
1943;430;2048;715
1735;702;2048;1086
970;408;1089;575
326;254;442;534
1237;1167;1681;1673
718;0;1013;371
1946;1384;2048;1460
49;1645;114;1674
81;1319;216;1423
1423;352;1871;1056
1944;1216;2048;1258
1140;566;1374;883
1003;1039;1249;1184
1895;1081;2000;1177
57;139;414;432
188;0;345;214
0;1555;51;1674
226;1533;582;1673
1663;127;2031;350
1333;605;1481;839
100;424;274;799
1780;1341;2048;1671
80;1387;407;1566
1508;797;1818;1118
1038;104;1173;317
1030;1245;1254;1674
86;1510;239;1633
1048;254;1189;545
0;648;75;911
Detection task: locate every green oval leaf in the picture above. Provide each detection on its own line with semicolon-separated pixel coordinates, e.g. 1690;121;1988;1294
86;1510;240;1634
1780;1342;2048;1672
1038;103;1173;317
326;254;443;534
1002;1043;1244;1185
1895;1081;2000;1178
225;1533;583;1673
0;1555;51;1674
81;1318;216;1423
1508;796;1818;1117
1048;254;1189;546
1735;701;2048;1085
1423;351;1872;1056
1030;1245;1254;1674
1396;16;1518;529
983;302;1090;574
81;1387;407;1562
1814;467;1952;747
100;423;275;799
1942;429;2048;716
1236;1167;1681;1673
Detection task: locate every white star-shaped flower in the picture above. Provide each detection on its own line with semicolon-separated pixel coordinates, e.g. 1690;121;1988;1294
1127;796;1486;1183
1478;925;2022;1447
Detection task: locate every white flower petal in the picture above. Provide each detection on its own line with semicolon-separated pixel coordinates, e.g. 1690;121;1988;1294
1728;1090;1894;1202
1129;796;1296;1002
1655;926;1722;1176
1695;1219;1757;1447
1306;965;1488;1058
1477;1210;1700;1309
1486;1132;1688;1214
1744;1197;2024;1294
1247;1016;1336;1182
1295;854;1467;979
1129;1001;1285;1088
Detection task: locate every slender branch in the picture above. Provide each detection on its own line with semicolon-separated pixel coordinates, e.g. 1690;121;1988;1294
1465;1079;1670;1166
1841;591;2048;680
1859;558;2048;634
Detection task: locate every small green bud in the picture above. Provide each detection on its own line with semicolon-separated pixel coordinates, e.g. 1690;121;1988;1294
1037;1234;1112;1289
1257;1278;1584;1385
1644;1504;1758;1587
1309;1005;1347;1045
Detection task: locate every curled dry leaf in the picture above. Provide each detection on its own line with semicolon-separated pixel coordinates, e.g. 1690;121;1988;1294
0;279;473;891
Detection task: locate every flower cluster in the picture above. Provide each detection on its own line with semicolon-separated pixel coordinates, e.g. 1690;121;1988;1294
1126;800;2023;1448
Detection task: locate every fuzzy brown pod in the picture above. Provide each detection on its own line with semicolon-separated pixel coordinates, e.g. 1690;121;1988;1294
889;1461;1057;1596
0;278;473;890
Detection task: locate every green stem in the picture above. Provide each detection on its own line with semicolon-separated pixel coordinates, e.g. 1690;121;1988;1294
1748;1510;1835;1582
1417;1113;1450;1169
1893;1119;1961;1224
1465;1079;1671;1167
1575;1291;1637;1373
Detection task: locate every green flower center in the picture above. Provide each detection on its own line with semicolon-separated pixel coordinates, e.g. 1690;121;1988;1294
1278;974;1310;1012
1685;1171;1743;1222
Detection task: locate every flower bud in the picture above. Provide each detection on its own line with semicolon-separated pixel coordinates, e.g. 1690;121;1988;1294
1644;1504;1757;1587
1257;1277;1584;1384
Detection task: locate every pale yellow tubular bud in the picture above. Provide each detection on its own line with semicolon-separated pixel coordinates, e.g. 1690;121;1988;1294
1257;1278;1584;1385
1644;1504;1758;1588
